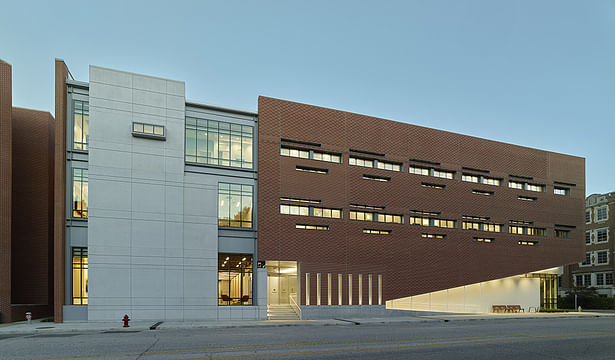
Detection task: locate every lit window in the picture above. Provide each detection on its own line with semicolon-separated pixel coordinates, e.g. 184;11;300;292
362;174;391;182
409;166;430;176
410;217;455;228
422;233;446;239
526;183;544;192
596;206;608;222
281;204;341;219
422;182;445;189
596;228;608;243
218;253;252;305
132;121;165;139
432;169;454;179
555;229;571;238
282;145;341;163
462;221;502;232
186;118;254;169
462;174;479;183
350;210;402;224
472;189;493;196
518;195;537;201
312;150;342;163
296;224;329;231
73;100;89;151
72;247;88;305
296;165;328;174
349;157;374;168
508;223;545;236
473;237;494;243
218;183;253;228
508;181;524;189
376;160;401;171
554;187;569;196
481;176;501;186
363;229;392;235
72;169;88;218
518;240;538;246
597;251;608;264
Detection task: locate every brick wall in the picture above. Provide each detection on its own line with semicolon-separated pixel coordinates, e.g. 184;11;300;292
258;96;585;305
0;60;12;322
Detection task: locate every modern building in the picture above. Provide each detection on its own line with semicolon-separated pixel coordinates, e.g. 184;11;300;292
560;192;614;296
48;61;585;322
0;60;55;323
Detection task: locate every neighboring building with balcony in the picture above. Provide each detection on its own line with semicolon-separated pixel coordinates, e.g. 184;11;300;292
560;192;615;297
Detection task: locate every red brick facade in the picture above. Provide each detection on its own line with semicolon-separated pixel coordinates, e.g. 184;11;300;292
257;96;585;305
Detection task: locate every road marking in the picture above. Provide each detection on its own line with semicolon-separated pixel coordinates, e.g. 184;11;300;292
39;330;615;360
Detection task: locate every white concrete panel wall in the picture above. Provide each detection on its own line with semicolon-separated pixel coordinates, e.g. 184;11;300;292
87;66;264;321
387;276;540;313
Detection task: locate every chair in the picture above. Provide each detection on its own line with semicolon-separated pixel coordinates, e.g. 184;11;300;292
241;295;250;303
221;294;231;303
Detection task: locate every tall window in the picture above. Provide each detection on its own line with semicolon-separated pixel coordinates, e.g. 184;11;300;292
218;253;252;305
73;100;89;151
185;118;253;169
596;206;608;222
72;248;88;305
218;183;253;228
72;169;88;218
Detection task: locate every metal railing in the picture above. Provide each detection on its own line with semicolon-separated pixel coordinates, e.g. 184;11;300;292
289;293;302;320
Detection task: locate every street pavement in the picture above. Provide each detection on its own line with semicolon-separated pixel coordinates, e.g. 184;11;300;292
1;312;615;359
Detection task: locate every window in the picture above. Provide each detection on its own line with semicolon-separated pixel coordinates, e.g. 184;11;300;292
508;224;545;236
350;210;402;224
526;183;544;192
351;203;385;211
362;174;391;182
422;233;446;239
586;231;591;244
473;237;494;243
462;174;479;183
606;273;614;285
409;166;429;176
218;183;253;228
282;146;341;163
72;247;88;305
349;157;400;171
280;197;321;204
432;169;454;179
597;273;604;286
296;224;329;231
462;221;502;232
509;181;524;189
422;182;445;189
73;100;89;151
575;275;583;286
472;189;493;196
584;274;592;286
376;161;401;171
281;204;341;219
554;187;569;196
596;228;608;243
597;251;608;264
410;216;456;228
349;157;374;168
296;165;328;174
72;169;88;218
581;252;591;266
518;195;537;201
363;229;391;235
481;176;501;186
132;122;165;139
218;253;252;305
518;240;538;246
555;229;571;238
596;206;608;222
185;118;253;169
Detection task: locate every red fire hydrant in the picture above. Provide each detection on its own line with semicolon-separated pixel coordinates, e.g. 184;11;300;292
122;314;130;327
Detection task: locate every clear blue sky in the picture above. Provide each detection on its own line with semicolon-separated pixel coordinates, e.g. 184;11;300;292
1;1;613;195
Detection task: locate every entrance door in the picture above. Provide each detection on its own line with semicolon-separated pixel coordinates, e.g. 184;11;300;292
266;261;297;305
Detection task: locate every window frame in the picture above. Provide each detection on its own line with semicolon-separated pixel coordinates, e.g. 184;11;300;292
71;247;88;305
218;183;253;228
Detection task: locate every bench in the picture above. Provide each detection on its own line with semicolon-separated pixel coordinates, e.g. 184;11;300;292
492;305;507;313
506;305;524;313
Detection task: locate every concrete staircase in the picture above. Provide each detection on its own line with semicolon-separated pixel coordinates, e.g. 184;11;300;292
267;304;299;320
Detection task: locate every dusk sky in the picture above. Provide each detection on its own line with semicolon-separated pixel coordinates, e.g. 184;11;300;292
1;0;613;195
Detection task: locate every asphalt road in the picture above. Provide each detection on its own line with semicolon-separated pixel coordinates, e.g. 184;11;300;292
2;317;615;359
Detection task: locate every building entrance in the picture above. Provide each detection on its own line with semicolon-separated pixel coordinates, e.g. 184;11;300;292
266;261;298;305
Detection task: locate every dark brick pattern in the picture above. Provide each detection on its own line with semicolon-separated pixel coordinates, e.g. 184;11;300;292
258;96;585;305
0;60;12;322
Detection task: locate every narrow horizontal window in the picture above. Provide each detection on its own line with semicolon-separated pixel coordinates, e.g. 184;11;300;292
280;197;321;204
133;121;166;140
473;237;495;243
518;240;538;246
281;146;341;163
409;165;430;176
349;156;374;168
422;182;445;189
411;210;440;217
553;187;570;196
363;229;391;235
296;165;328;174
509;224;545;236
518;195;537;201
410;217;456;228
432;169;455;179
462;174;479;183
526;183;544;192
422;233;446;239
350;156;400;171
376;160;401;172
462;221;502;232
508;181;524;189
481;176;501;186
555;229;571;238
510;220;533;225
350;210;403;224
281;204;341;218
462;215;489;221
362;174;391;182
296;224;329;231
472;189;493;196
350;203;385;211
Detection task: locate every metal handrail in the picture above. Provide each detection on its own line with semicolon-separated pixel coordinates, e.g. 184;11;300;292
289;293;302;320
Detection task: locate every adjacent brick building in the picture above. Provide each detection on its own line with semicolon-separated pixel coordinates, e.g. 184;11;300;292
0;60;54;323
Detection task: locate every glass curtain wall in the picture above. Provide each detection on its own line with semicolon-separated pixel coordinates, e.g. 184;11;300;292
218;183;252;228
218;254;253;305
73;100;89;150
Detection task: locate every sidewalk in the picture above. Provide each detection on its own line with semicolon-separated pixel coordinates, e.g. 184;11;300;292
1;311;614;335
